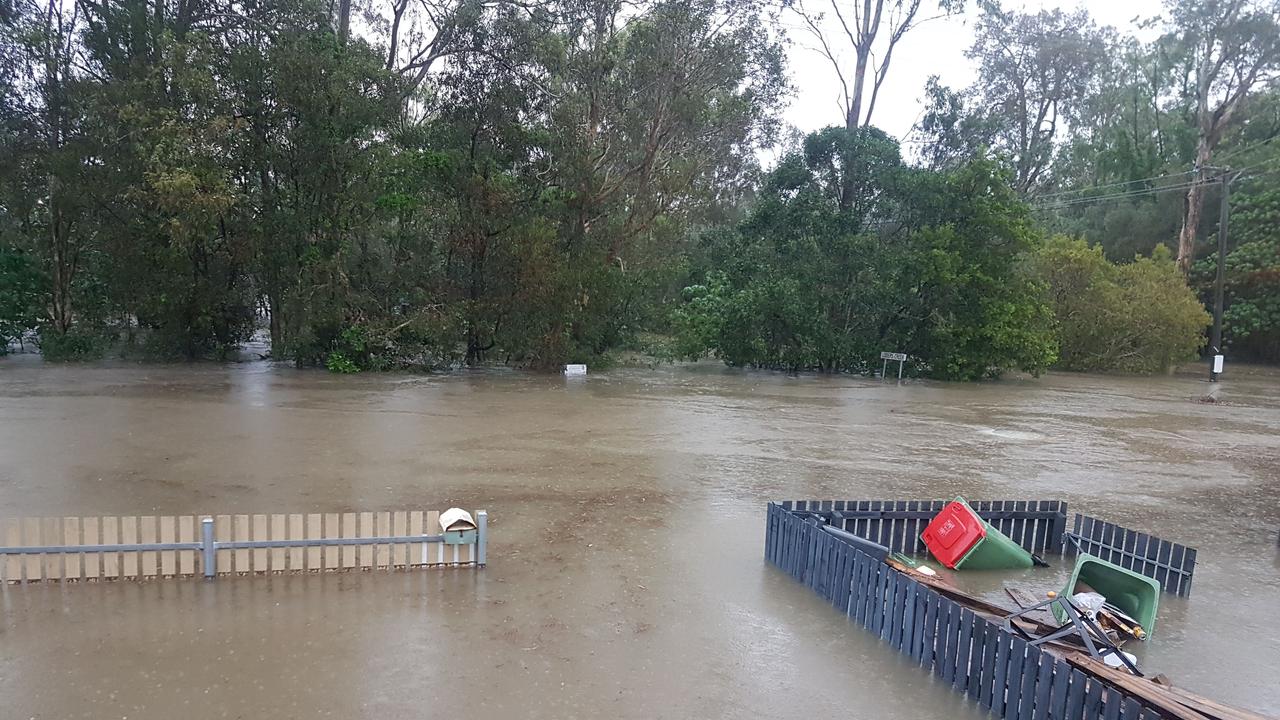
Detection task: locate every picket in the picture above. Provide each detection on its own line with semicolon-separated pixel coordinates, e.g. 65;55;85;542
1;508;486;583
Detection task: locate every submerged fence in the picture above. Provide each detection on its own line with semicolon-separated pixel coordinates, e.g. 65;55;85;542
766;504;1168;720
783;500;1068;556
780;499;1195;596
1;509;487;583
1064;514;1196;597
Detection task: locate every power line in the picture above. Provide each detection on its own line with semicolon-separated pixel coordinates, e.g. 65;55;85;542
1035;169;1196;201
1034;179;1199;210
1033;156;1279;212
1232;154;1280;176
1037;136;1277;204
1213;133;1280;166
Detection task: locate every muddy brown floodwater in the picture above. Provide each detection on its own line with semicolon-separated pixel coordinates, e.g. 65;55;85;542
1;355;1278;720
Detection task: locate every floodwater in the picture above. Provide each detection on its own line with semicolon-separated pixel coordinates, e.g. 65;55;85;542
0;355;1278;720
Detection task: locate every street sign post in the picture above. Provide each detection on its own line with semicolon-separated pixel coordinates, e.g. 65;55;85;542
880;351;907;380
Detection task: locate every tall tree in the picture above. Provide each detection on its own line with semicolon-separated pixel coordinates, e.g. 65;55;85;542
920;3;1111;196
788;0;962;209
1169;0;1280;273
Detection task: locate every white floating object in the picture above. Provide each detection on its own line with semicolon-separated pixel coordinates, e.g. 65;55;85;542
564;364;587;376
1103;651;1138;670
439;507;476;532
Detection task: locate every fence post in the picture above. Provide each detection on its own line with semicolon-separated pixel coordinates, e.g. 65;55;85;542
201;517;216;579
475;510;487;567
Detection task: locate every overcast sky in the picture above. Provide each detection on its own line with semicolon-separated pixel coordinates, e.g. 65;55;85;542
779;0;1167;141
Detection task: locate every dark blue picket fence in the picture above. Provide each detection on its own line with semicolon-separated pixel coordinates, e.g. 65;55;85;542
765;503;1170;720
780;499;1195;597
1064;514;1196;597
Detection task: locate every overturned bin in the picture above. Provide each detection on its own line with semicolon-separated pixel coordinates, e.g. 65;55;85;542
921;497;1034;570
1055;553;1161;637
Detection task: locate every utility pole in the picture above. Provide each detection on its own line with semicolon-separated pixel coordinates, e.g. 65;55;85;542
1208;169;1233;382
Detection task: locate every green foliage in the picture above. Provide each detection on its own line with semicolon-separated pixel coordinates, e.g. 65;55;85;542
675;128;1057;379
1033;237;1209;373
0;247;44;350
1193;186;1280;361
36;327;107;361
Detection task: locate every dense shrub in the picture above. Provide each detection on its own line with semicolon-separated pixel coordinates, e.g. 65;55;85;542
1032;237;1209;373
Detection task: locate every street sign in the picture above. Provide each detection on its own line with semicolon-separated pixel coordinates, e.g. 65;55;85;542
880;351;908;380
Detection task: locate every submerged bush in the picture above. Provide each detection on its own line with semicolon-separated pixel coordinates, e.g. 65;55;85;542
1031;237;1208;373
37;327;108;361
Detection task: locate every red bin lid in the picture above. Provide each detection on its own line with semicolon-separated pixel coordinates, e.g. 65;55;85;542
921;499;987;569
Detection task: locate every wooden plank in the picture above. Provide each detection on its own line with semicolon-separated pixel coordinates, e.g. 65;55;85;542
23;518;42;581
214;515;231;573
850;554;868;625
391;512;408;567
1168;544;1185;594
921;589;939;670
324;513;341;569
1084;673;1105;720
341;513;358;568
1065;669;1088;720
885;570;902;644
159;516;176;577
991;629;1012;715
120;517;139;579
408;511;424;567
1047;659;1071;720
966;615;990;699
305;512;325;568
1153;681;1273;720
139;516;158;578
4;519;23;582
900;578;917;655
1122;698;1143;720
270;515;286;572
1003;636;1028;720
426;510;441;565
941;600;961;682
1103;689;1123;720
288;514;305;571
954;609;975;692
911;585;929;662
1018;640;1041;720
83;517;101;580
232;514;250;573
1031;652;1054;720
1067;656;1217;720
971;620;995;702
101;517;120;579
251;514;269;572
43;517;62;580
374;512;390;568
869;564;887;636
178;516;195;576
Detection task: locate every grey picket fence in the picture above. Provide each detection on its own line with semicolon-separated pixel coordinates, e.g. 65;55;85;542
1064;514;1196;597
765;503;1169;720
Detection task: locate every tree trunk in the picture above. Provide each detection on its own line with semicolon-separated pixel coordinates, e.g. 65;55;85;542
337;0;351;45
838;47;871;212
267;290;283;355
846;45;869;132
1176;139;1213;274
49;199;74;334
